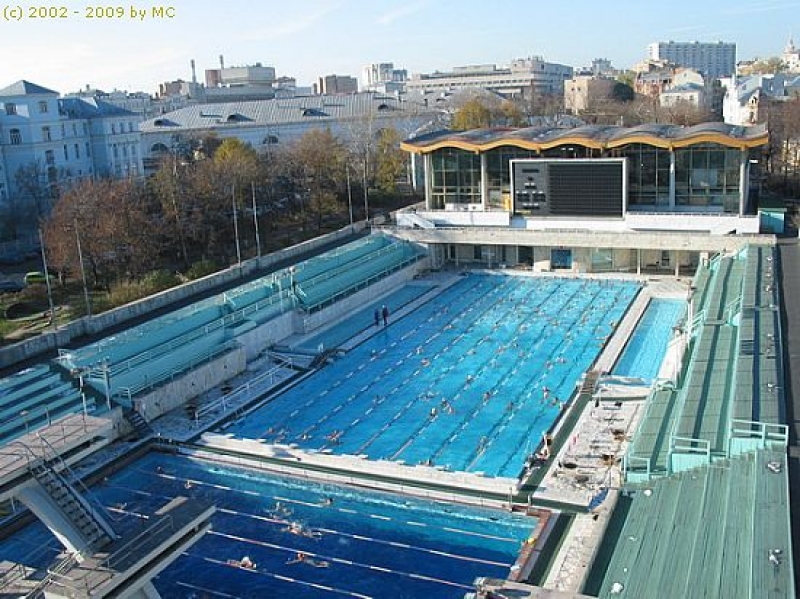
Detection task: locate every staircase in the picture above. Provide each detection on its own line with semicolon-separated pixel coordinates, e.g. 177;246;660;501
124;409;153;439
29;462;114;552
580;369;601;397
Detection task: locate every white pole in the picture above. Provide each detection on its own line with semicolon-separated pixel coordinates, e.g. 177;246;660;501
74;219;91;317
232;184;242;265
38;227;57;333
251;182;261;258
346;164;354;226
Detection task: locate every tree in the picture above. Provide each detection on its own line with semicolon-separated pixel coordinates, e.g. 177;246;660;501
291;129;347;230
612;82;635;103
44;178;159;289
374;128;406;193
451;98;492;130
745;57;786;75
14;160;61;221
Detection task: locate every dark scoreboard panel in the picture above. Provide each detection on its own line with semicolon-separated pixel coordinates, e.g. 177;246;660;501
511;159;625;217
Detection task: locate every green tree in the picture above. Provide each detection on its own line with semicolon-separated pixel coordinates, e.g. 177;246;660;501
612;82;635;103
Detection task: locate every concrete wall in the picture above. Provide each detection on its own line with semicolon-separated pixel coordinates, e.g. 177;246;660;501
0;223;366;369
300;259;429;334
237;311;299;361
136;346;247;422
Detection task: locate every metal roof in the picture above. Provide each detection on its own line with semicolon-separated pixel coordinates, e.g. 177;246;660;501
58;97;137;119
139;93;433;133
0;80;59;97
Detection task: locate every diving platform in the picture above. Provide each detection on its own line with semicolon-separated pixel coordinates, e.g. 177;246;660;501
1;496;215;598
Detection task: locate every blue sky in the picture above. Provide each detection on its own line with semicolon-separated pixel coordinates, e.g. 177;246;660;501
2;0;799;95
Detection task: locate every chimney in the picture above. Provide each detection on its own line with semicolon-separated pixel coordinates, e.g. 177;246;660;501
191;59;197;84
220;54;225;70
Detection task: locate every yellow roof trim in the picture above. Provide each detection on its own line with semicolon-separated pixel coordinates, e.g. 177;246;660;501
403;131;769;154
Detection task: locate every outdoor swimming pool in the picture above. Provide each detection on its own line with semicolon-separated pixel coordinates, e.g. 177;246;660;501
228;274;641;478
0;453;535;598
612;299;684;382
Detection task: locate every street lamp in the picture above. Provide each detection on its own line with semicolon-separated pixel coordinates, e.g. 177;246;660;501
251;182;262;258
345;162;354;226
38;227;57;334
74;218;92;317
20;410;29;434
231;184;242;265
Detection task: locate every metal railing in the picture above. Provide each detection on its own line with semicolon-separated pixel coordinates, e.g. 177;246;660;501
194;358;293;423
115;339;240;401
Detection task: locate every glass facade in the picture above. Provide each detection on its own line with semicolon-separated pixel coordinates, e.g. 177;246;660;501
485;146;537;210
609;144;671;207
430;148;481;209
424;140;750;215
674;143;741;212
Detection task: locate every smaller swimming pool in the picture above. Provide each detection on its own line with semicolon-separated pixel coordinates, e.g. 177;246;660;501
613;299;684;383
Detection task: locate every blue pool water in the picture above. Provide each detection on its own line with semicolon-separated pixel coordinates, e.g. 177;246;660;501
229;274;641;478
612;299;684;382
0;453;535;598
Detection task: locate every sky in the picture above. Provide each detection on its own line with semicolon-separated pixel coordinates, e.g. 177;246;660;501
2;0;799;95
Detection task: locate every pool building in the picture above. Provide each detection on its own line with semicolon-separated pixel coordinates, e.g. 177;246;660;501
0;121;794;598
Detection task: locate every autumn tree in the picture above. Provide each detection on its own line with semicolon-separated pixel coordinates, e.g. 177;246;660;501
451;98;492;130
44;178;159;289
374;128;406;193
289;129;347;230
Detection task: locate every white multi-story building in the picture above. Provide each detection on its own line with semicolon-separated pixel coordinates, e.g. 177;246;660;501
648;41;736;78
783;37;800;73
406;57;573;99
362;63;408;94
0;80;142;214
721;74;791;125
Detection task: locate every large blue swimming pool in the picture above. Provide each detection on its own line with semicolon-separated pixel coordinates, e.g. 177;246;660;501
228;274;641;478
0;453;536;598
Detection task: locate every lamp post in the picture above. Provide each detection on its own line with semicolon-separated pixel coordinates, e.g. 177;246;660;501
38;227;57;334
74;218;91;317
231;184;242;265
20;410;29;434
251;182;262;258
345;162;354;226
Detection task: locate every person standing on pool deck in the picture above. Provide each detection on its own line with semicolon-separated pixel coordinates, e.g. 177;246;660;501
382;304;390;326
374;308;380;328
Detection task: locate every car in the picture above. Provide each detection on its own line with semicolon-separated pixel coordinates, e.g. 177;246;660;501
23;271;53;285
0;280;25;293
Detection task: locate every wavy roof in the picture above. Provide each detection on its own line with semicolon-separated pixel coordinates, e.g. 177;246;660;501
401;122;768;153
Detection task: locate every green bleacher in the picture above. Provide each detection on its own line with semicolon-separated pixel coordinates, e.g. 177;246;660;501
607;245;793;597
598;449;794;598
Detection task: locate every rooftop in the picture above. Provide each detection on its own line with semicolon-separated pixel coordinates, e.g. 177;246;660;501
401;122;769;153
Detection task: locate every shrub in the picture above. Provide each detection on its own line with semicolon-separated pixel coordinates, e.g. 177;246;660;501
185;260;219;280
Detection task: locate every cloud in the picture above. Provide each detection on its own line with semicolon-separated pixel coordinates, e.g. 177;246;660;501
722;1;800;15
238;3;344;42
376;1;428;26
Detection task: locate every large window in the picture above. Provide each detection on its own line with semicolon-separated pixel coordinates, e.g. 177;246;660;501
4;103;16;115
609;144;671;207
674;144;740;212
9;129;21;145
429;148;481;209
485;146;537;210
